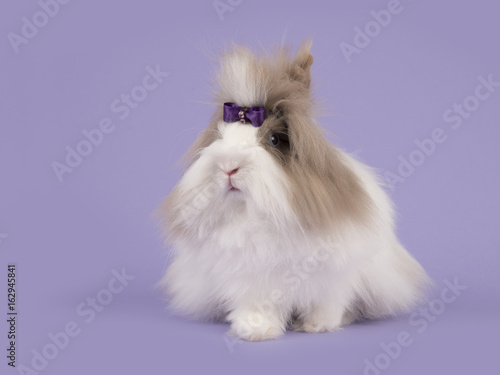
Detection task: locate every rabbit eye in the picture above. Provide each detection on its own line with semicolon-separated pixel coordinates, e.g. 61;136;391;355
269;133;280;147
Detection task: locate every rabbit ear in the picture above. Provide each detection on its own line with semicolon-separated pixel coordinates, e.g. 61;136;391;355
290;39;314;88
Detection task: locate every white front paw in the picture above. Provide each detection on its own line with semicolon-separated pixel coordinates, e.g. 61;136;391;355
228;312;284;341
292;319;342;333
292;307;345;333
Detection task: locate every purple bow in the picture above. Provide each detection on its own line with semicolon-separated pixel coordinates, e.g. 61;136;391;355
223;102;267;127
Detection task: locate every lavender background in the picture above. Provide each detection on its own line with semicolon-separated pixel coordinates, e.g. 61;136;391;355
1;0;499;374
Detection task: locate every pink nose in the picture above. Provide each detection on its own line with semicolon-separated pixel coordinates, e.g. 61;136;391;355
226;168;239;176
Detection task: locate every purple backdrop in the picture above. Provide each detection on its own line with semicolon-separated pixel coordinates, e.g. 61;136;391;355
1;0;499;374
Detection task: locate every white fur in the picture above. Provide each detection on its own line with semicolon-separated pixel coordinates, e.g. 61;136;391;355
160;121;430;341
217;49;268;107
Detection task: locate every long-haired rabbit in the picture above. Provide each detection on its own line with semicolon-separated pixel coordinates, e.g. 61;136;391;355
157;40;431;341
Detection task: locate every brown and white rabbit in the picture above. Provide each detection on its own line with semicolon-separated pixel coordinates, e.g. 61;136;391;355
157;40;431;341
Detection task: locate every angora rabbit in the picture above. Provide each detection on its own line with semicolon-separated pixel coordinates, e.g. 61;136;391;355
157;40;430;341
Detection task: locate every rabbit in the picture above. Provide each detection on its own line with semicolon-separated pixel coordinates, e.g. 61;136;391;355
157;40;431;341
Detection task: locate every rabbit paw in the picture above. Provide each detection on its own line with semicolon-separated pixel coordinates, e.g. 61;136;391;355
228;312;284;341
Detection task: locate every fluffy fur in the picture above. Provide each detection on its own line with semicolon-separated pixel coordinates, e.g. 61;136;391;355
157;40;431;341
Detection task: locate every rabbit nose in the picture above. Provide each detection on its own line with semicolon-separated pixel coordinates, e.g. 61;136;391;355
226;168;239;176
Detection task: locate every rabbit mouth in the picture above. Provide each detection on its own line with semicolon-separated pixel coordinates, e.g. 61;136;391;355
226;176;241;192
225;184;244;202
226;181;242;195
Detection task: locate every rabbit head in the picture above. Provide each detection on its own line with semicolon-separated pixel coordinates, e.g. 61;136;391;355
160;40;373;241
